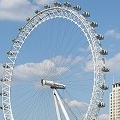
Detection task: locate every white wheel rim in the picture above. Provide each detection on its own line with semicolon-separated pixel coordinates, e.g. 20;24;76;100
1;6;107;120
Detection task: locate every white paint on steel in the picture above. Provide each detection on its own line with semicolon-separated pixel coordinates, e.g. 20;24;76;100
1;5;108;120
54;89;70;120
53;89;62;120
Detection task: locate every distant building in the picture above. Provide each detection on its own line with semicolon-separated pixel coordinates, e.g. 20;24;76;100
109;82;120;120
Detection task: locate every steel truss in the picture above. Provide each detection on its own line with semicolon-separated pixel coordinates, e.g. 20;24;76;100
1;4;109;120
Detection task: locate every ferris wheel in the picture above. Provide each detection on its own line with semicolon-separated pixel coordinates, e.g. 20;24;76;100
0;2;109;120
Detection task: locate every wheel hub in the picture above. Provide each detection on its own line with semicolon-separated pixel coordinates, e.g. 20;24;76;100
41;79;66;89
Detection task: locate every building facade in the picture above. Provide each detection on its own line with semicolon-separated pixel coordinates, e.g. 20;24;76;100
110;82;120;120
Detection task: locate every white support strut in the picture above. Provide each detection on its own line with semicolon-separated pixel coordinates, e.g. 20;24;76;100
53;89;62;120
54;89;70;120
